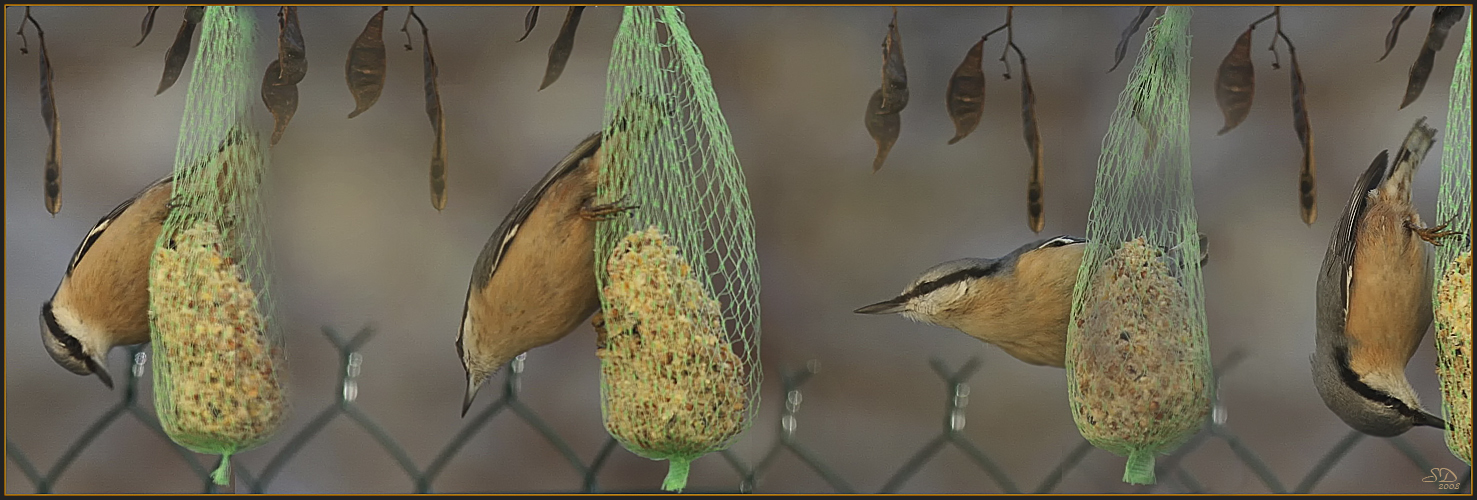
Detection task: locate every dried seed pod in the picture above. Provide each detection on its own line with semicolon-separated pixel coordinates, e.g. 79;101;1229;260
599;226;748;461
1110;6;1156;73
865;88;900;172
1401;6;1466;109
518;6;539;43
1021;59;1044;233
278;7;306;85
135;6;160;47
946;37;985;145
346;7;388;119
1435;251;1472;465
19;9;63;215
1380;6;1417;62
261;60;298;146
540;6;585;90
150;221;287;459
878;8;909;115
1070;238;1211;485
1288;42;1316;225
405;8;448;211
1215;27;1255;135
157;6;204;96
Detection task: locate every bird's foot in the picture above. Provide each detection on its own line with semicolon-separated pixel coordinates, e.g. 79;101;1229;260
1406;218;1463;246
579;197;639;221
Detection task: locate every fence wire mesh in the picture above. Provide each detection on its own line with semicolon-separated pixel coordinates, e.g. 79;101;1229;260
6;326;1472;494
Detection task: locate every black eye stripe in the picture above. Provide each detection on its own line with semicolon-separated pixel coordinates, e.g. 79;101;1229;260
1039;236;1085;249
1333;345;1427;421
41;302;88;363
903;261;1001;300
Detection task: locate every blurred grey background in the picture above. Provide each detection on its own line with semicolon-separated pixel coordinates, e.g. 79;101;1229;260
5;5;1470;494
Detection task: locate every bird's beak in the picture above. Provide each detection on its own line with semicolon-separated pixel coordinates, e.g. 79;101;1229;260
1413;410;1449;430
462;373;483;418
855;298;906;315
90;357;115;390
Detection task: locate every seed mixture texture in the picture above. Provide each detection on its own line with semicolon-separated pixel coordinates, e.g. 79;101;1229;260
1070;237;1210;456
150;221;286;453
598;226;747;458
1436;250;1472;465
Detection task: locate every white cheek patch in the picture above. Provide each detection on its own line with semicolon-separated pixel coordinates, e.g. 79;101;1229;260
910;281;969;323
49;306;100;357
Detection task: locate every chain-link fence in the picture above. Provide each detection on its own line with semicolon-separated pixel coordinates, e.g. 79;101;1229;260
6;326;1471;494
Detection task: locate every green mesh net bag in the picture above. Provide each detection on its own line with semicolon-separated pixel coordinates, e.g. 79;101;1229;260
1064;7;1211;485
1433;16;1472;467
147;6;287;486
593;6;762;492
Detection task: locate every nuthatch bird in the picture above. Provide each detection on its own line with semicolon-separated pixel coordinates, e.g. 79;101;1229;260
39;129;261;389
457;132;638;416
855;233;1208;368
1313;117;1457;436
40;175;173;389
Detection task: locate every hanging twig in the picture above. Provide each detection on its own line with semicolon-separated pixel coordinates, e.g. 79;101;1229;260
993;7;1016;79
973;7;1044;232
1213;8;1318;224
400;7;415;51
1267;7;1284;69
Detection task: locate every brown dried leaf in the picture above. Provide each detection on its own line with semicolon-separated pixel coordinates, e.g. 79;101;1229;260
1215;27;1255;135
408;9;448;211
278;6;306;85
1401;6;1465;109
1021;60;1044;233
1380;6;1416;62
345;7;388;119
156;6;203;96
1288;44;1315;225
134;6;160;47
262;59;298;146
540;6;585;91
1110;7;1156;73
946;38;985;145
517;6;539;43
878;8;909;115
865;88;900;172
